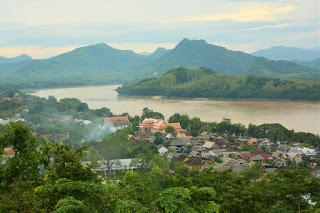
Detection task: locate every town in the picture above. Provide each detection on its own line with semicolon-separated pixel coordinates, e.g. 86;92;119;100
1;89;319;179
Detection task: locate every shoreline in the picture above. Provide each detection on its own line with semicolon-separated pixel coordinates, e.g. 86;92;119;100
31;84;320;103
30;84;320;134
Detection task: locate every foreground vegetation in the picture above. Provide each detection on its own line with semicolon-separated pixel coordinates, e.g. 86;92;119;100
118;67;320;100
1;123;320;212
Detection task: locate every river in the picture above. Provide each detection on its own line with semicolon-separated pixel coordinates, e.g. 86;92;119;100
33;85;320;134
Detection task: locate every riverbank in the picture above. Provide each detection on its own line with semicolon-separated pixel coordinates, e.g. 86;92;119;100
32;85;320;134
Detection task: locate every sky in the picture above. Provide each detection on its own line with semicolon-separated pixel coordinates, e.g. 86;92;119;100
0;0;319;58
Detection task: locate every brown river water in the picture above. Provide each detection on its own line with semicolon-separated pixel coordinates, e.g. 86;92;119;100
33;85;320;134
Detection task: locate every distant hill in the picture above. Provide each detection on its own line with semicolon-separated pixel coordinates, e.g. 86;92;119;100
253;46;320;61
138;39;318;79
0;54;33;64
117;67;320;101
0;43;153;87
148;47;170;59
0;39;319;88
299;58;320;71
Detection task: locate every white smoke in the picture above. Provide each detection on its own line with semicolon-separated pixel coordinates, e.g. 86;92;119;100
85;122;116;141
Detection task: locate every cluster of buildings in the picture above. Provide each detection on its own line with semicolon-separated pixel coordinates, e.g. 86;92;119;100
1;115;320;178
100;117;320;176
160;133;319;176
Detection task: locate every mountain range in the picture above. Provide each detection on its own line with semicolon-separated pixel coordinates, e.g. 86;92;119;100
0;54;33;64
0;38;319;88
253;46;320;62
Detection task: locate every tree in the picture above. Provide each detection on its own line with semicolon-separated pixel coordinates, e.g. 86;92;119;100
93;107;112;117
53;197;87;213
35;179;112;212
0;122;41;212
40;142;98;182
165;126;176;135
141;107;164;120
168;113;190;130
154;132;165;145
129;115;141;132
189;117;202;136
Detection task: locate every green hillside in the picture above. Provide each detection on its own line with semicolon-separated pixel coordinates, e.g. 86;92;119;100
0;44;152;87
0;39;319;88
117;67;320;100
138;39;318;78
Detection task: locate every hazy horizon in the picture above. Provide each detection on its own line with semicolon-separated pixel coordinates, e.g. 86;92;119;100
1;0;319;58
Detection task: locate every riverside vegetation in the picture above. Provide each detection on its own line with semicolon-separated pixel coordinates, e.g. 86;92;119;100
117;67;320;100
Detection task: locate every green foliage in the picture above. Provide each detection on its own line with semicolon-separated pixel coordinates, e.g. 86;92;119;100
115;200;148;213
189;117;202;136
2;39;318;88
154;132;165;145
0;115;319;213
0;123;40;212
40;142;97;182
88;129;158;161
58;98;89;112
141;107;164;120
168;113;190;130
118;67;320;100
53;197;87;213
155;187;192;212
35;179;110;212
165;126;176;134
212;118;246;136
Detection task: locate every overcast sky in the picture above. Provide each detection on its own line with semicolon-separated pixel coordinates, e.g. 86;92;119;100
0;0;319;58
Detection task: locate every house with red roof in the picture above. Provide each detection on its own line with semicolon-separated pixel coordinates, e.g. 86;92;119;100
103;117;131;130
235;151;252;162
235;150;274;164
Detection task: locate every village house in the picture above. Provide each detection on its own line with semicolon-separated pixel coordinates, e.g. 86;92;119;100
1;147;15;164
213;136;229;148
297;147;317;157
158;146;169;156
247;138;258;146
139;118;186;137
235;151;252;162
202;141;217;150
103;117;131;129
91;158;142;175
286;152;303;164
235;151;273;164
223;159;249;173
272;150;286;159
195;132;211;142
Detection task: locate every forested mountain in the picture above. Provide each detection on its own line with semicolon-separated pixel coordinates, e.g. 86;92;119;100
0;39;318;88
0;54;33;64
138;39;318;79
0;43;152;87
253;46;320;61
117;67;320;100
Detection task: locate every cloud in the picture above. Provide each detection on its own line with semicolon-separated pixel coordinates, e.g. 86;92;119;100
0;0;318;56
0;45;81;58
188;4;295;22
